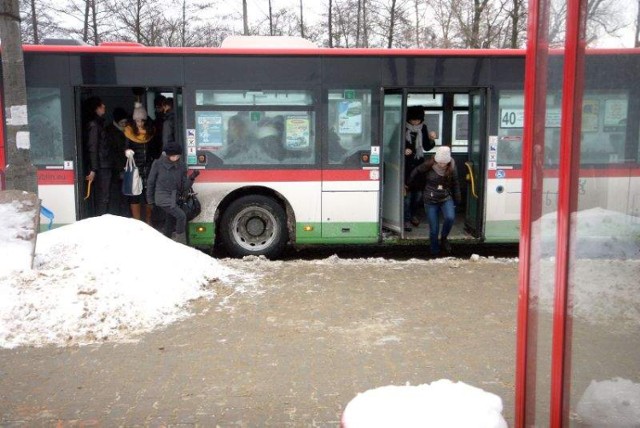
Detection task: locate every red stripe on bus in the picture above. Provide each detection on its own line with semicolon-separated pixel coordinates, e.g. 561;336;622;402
193;169;376;182
24;44;526;57
23;44;640;57
37;170;75;185
488;167;640;179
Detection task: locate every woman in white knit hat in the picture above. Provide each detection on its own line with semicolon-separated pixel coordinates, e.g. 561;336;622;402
408;145;461;256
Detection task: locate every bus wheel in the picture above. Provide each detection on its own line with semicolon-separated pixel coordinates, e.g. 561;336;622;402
220;195;287;259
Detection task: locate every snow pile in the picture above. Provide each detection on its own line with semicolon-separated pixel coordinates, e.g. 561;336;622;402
538;207;640;258
341;379;507;428
533;258;640;328
0;215;247;349
575;378;640;426
0;199;38;275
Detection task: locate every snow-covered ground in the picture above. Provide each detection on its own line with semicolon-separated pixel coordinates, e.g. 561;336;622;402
3;200;638;426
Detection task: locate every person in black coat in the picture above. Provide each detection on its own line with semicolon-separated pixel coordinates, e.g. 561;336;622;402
84;96;112;216
161;97;175;150
404;105;437;231
105;107;129;216
147;142;191;244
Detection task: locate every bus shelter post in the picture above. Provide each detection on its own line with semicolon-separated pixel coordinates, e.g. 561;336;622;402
550;0;587;426
516;0;551;424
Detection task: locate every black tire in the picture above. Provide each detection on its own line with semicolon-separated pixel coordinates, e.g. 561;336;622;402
220;195;288;259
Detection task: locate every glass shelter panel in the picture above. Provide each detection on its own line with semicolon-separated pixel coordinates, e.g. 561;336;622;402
564;43;640;428
520;0;640;425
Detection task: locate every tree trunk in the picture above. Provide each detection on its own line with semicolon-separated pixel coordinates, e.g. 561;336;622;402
362;0;368;47
30;0;38;44
243;0;249;35
0;0;38;193
414;0;420;47
328;0;333;47
300;0;304;38
92;0;99;45
268;0;273;35
83;0;90;42
388;0;397;48
182;0;186;46
356;0;361;47
636;0;640;47
510;0;519;48
136;0;141;43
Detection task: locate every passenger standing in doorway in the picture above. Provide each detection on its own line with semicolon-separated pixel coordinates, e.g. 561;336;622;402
404;105;436;231
161;97;175;149
105;107;129;216
84;96;112;216
150;95;166;160
408;145;461;256
124;102;156;224
147;142;190;244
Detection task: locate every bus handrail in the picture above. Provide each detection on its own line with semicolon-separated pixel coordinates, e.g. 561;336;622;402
465;161;478;199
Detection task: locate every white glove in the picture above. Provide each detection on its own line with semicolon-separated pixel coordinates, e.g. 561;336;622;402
125;149;134;159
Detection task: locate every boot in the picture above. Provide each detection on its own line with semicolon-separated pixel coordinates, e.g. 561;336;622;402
171;232;187;245
440;237;452;253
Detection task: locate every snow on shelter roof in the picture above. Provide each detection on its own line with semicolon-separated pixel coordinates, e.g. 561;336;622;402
220;36;317;49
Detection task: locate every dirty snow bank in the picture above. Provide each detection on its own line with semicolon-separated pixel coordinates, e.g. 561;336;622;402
0;199;38;275
0;215;250;349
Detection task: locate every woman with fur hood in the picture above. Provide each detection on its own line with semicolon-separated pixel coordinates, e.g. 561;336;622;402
124;102;156;224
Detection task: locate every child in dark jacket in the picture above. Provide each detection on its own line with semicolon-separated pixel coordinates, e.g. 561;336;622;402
146;142;190;244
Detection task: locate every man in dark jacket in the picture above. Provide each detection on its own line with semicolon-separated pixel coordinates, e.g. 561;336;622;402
85;96;112;216
404;105;436;231
147;142;190;244
161;97;175;150
105;107;129;216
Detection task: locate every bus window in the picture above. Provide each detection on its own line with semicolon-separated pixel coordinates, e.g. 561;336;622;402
196;89;313;106
580;92;628;164
327;89;372;165
193;89;316;166
26;87;64;165
497;90;524;166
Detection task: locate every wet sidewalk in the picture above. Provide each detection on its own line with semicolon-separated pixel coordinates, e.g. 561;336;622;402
0;257;519;426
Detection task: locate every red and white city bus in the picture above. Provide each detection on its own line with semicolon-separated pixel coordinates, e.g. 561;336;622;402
1;38;638;257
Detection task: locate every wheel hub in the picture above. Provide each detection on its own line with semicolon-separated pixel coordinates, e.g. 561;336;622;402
245;217;266;236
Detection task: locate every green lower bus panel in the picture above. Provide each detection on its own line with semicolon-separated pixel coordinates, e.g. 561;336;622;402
295;222;379;244
483;220;519;243
188;222;214;246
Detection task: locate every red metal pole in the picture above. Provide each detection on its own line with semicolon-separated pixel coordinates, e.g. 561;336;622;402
549;0;587;426
0;87;5;190
515;0;550;425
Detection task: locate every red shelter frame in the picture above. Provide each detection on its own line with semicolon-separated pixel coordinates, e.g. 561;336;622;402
516;0;588;426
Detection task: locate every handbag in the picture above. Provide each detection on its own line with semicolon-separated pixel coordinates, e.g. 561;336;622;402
122;156;143;196
178;188;201;221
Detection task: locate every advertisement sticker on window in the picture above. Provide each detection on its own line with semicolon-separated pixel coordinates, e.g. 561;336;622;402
195;111;223;149
285;115;310;149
